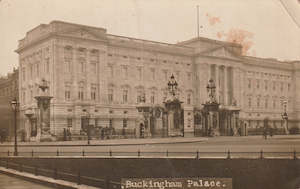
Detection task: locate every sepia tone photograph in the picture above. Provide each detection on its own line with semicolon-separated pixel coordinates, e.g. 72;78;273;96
0;0;300;188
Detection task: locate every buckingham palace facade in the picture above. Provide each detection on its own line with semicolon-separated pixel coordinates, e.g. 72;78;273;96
15;21;300;141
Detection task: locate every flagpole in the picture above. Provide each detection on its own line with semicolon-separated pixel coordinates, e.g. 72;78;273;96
197;5;199;38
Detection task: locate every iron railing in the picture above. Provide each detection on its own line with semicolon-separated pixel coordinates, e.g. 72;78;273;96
0;149;298;159
0;159;120;189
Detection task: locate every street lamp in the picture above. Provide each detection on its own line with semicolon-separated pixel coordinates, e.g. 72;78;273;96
206;79;217;103
83;110;91;145
281;100;289;134
10;97;19;156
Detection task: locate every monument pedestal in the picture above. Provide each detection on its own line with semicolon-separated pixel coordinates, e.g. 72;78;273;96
34;96;53;142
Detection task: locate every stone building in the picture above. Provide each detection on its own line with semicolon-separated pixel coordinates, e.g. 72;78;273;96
15;21;300;141
0;68;19;99
0;68;19;139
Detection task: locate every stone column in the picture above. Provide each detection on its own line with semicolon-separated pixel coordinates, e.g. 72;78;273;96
168;110;174;136
224;66;228;106
215;65;220;103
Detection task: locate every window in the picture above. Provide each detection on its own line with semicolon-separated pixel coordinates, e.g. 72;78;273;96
257;97;260;108
288;83;290;91
23;91;26;103
30;64;33;78
273;99;276;108
65;60;71;73
137;89;145;103
150;68;155;80
280;82;283;92
108;89;113;103
123;119;127;128
248;79;251;89
137;66;142;80
95;118;99;127
46;58;50;74
80;61;85;72
150;91;155;104
36;63;39;77
248;97;251;108
264;80;268;91
123;89;128;103
163;91;168;102
91;87;96;100
78;48;86;57
22;68;26;81
273;81;276;91
265;98;268;109
64;46;72;58
91;62;96;74
67;118;72;127
108;65;113;77
187;94;191;105
163;70;168;80
109;119;113;128
78;87;84;100
65;90;71;101
30;90;33;101
187;72;192;81
256;79;260;89
121;65;128;79
175;71;180;81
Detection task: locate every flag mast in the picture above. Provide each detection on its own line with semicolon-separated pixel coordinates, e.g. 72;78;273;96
197;5;200;38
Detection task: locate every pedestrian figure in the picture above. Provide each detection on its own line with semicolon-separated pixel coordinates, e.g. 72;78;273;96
67;128;72;141
238;127;242;136
208;127;212;137
0;129;3;143
100;128;104;140
263;127;267;140
269;127;273;137
230;127;234;136
63;128;67;141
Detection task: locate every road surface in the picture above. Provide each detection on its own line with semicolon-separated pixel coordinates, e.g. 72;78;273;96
0;135;299;158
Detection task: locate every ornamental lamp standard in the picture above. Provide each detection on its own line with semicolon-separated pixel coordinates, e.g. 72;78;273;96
206;79;217;103
10;97;19;156
167;74;178;96
206;79;216;95
281;100;289;132
83;110;91;145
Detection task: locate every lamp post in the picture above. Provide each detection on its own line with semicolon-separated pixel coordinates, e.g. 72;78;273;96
11;97;19;156
281;100;289;134
167;74;178;97
206;79;217;103
83;110;91;145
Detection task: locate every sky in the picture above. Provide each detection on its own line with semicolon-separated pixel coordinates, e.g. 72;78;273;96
0;0;299;76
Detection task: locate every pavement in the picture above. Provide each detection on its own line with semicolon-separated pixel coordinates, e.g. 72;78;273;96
0;136;208;146
0;166;99;189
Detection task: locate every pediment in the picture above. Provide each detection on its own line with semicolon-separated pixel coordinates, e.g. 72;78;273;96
201;46;242;61
58;28;104;41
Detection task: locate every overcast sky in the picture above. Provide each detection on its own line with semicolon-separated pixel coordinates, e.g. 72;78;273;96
0;0;299;76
